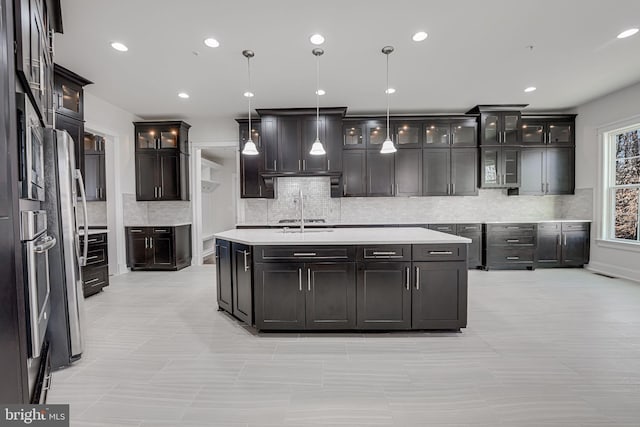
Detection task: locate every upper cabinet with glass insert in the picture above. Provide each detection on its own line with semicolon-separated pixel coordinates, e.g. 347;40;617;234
134;121;191;153
54;64;92;121
423;118;477;148
467;105;527;146
394;121;421;148
520;115;576;146
342;119;387;149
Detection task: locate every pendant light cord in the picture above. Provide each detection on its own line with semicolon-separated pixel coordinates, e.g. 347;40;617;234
247;55;252;142
386;51;390;140
316;53;320;140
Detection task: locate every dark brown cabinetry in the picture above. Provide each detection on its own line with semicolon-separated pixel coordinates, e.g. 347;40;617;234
215;239;232;312
537;222;590;267
232;242;253;325
423;148;478;196
238;120;273;198
83;132;106;201
54;65;92;177
80;232;109;297
366;151;395;196
484;223;537;270
480;146;521;188
342;150;367;196
427;224;482;269
125;225;192;271
134;121;190;201
478;110;522;145
521;118;574;146
395;148;422;196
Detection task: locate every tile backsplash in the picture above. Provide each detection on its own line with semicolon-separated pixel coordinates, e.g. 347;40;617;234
79;201;107;226
238;177;593;224
123;193;192;225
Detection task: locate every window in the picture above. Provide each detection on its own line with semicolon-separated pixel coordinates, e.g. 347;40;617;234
606;125;640;242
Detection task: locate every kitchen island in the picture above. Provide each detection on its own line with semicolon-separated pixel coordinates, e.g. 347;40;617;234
214;227;470;331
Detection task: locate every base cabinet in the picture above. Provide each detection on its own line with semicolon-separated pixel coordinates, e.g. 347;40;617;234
427;224;483;269
536;222;590;267
356;262;411;329
232;242;253;325
80;232;109;297
125;225;191;271
215;239;233;312
412;262;467;329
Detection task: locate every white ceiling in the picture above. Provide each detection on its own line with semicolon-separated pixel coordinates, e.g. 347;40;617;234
55;0;640;121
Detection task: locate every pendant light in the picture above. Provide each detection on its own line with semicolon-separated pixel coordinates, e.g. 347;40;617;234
241;50;259;156
380;46;397;154
309;48;326;156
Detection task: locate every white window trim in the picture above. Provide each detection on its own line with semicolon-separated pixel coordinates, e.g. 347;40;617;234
598;116;640;249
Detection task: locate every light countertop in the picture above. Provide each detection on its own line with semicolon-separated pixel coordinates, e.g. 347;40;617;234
125;223;192;227
215;227;472;246
237;219;592;227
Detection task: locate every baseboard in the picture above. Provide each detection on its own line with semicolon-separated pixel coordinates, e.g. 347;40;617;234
586;262;640;284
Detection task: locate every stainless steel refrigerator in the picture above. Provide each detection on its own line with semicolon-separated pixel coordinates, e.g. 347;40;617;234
43;129;89;369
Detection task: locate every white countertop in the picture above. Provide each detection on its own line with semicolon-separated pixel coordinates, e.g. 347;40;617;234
125;223;192;227
215;227;472;246
484;220;592;224
237;219;592;227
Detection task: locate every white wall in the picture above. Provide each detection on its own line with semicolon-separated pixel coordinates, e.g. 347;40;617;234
84;91;141;275
575;80;640;282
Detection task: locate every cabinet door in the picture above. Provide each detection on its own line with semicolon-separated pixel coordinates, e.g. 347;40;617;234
343;122;365;149
55;75;83;121
136;125;159;150
342;150;366;196
159;152;180;200
480;147;501;188
366;151;395;196
423;149;450;196
158;126;179;150
562;230;588;266
150;232;174;267
232;243;253;325
55;114;84;174
521;120;546;145
127;229;149;269
502;147;521;187
519;147;545;195
83;154;101;201
240;151;264;198
216;240;233;312
451;119;477;147
537;232;561;267
412;262;467;330
135;152;158;201
365;120;387;149
423;121;450;148
547;122;573;145
254;262;306;330
306;263;356;329
480;113;500;145
261;116;278;171
356;262;411;330
325;116;343;172
277;116;300;172
457;227;482;269
301;116;327;171
84;133;105;154
451;148;477;195
394;121;421;148
546;147;574;195
395;148;422;196
502;112;521;144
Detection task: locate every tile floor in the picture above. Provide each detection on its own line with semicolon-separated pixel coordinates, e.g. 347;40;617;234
47;266;640;426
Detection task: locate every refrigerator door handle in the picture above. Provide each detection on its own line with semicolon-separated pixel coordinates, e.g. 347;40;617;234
75;169;89;267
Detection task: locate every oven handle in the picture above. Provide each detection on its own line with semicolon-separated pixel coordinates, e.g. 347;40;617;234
34;236;57;253
75;169;89;267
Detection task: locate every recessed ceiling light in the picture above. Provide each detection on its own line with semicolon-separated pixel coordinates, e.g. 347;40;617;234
385;88;396;94
178;92;190;99
310;34;325;45
412;31;428;42
111;42;128;52
617;28;639;39
524;86;537;93
204;38;220;48
243;91;254;98
315;89;325;96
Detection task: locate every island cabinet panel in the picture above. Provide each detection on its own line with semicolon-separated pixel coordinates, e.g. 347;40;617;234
306;263;357;329
232;242;254;325
356;262;412;330
412;261;467;329
215;239;233;313
254;262;307;330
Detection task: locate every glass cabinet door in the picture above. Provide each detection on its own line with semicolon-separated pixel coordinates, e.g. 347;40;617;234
481;147;500;186
503;148;520;186
240;124;261;148
137;129;157;150
423;122;450;147
61;83;80;115
521;121;545;145
482;114;499;145
503;113;521;144
451;120;477;147
159;128;178;149
394;122;421;147
366;120;387;148
548;123;572;144
343;123;365;149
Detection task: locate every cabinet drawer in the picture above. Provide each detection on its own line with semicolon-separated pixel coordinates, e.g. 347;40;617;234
85;233;107;245
428;224;456;234
486;223;536;233
487;234;535;246
83;265;109;290
457;223;481;233
537;222;561;232
562;222;589;231
357;245;411;261
152;227;173;235
412;244;466;261
255;245;356;262
85;246;107;266
487;247;534;264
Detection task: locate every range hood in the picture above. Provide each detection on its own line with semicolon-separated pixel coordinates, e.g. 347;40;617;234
260;171;342;197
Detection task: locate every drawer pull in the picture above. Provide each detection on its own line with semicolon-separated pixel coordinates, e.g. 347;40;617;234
372;251;397;255
506;226;521;229
293;252;316;256
154;229;168;233
130;229;143;233
88;238;99;243
428;251;453;255
436;227;450;230
463;226;478;230
506;239;520;243
506;256;520;260
87;256;99;261
85;278;100;285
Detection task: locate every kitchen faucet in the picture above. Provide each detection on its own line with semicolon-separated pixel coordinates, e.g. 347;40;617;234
298;188;304;233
